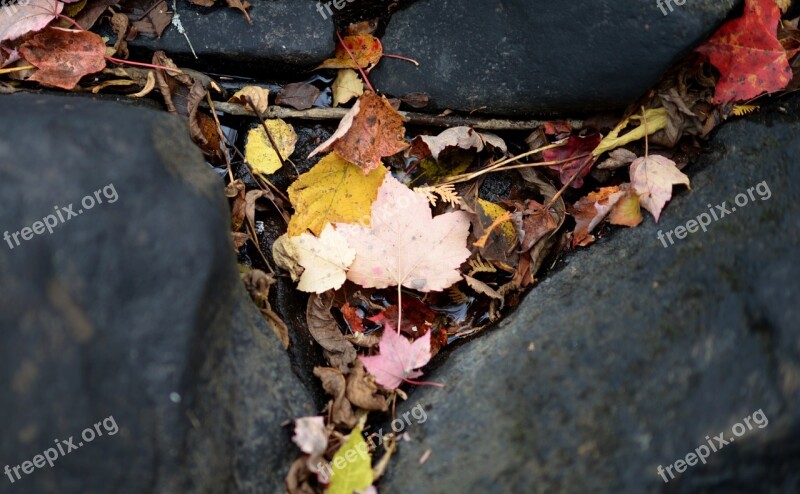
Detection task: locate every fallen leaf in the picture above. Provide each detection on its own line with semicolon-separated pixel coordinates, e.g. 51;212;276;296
696;0;792;103
608;184;644;227
292;416;328;456
127;0;171;38
543;133;601;188
151;51;210;145
337;174;471;293
324;426;373;494
360;328;432;390
332;69;363;107
597;148;638;170
400;92;430;109
273;225;355;294
569;186;626;247
20;28;107;90
307;292;357;372
229;85;270;114
592;108;668;156
346;360;388;412
245;119;297;176
276;82;321;110
412;126;507;161
508;199;559;252
309;91;408;174
287;153;386;236
314;366;357;428
0;0;63;43
318;34;383;70
630;155;690;222
241;269;290;348
544;121;574;135
341;302;367;333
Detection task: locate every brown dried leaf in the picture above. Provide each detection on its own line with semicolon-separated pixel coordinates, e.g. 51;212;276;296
314;366;357;429
307;292;357;372
276;82;321;110
346;360;388;412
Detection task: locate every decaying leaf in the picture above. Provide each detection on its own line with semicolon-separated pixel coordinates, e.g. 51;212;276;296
309;91;408;174
20;29;107;90
292;416;329;456
569;186;626;247
337;174;471;293
325;426;373;494
276;82;321;110
314;366;357;428
543;133;601;188
332;69;363;107
287;153;386;236
245;119;297;176
307;292;357;372
273;225;355;294
241;269;290;348
360;327;432;390
151;51;210;145
630;154;690;222
318;34;383;70
346;360;388;412
696;0;792;103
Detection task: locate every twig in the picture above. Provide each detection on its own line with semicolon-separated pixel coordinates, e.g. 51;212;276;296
205;101;584;131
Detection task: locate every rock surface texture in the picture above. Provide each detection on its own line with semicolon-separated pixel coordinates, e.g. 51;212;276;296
371;0;742;115
129;0;334;75
377;97;800;492
0;94;314;494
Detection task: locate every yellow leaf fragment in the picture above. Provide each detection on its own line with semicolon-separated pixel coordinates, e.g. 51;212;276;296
229;85;270;114
332;69;364;107
245;119;297;176
324;426;373;494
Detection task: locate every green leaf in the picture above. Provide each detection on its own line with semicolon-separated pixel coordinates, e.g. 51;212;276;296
324;426;373;494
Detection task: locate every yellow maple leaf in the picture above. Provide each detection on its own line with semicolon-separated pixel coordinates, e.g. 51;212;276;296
332;69;364;107
288;153;386;236
244;119;297;176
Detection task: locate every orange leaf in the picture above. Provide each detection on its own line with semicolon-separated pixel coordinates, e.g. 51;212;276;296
21;29;107;90
317;34;383;70
696;0;792;104
309;91;408;174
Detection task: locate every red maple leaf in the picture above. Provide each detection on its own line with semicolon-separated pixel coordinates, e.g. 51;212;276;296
696;0;792;104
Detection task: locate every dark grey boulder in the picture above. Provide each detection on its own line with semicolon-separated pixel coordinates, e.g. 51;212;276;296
377;97;800;492
0;93;314;494
371;0;741;116
128;0;334;75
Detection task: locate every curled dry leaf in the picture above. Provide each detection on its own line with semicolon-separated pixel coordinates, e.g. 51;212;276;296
313;366;357;429
292;416;328;456
508;199;559;252
346;359;388;411
307;292;357;372
630;154;690;222
20;29;107;90
287;153;386;236
229;85;270;114
273;225;355;294
309;91;408;174
151;51;210;145
597;148;638;170
412;126;507;161
241;269;290;348
337;174;471;293
569;186;626;247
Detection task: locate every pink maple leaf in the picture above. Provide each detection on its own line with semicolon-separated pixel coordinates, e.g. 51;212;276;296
360;327;441;390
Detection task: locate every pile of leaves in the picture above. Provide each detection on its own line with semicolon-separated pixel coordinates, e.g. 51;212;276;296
3;0;800;492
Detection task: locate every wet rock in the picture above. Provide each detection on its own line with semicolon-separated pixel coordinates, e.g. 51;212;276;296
371;0;741;116
129;0;334;76
0;94;314;494
378;97;800;492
